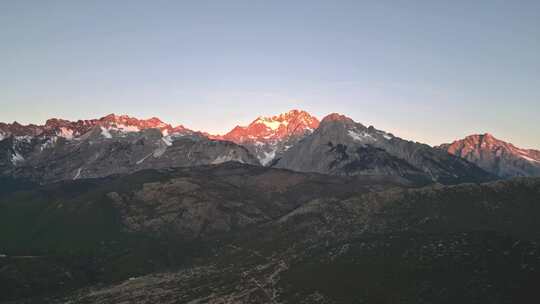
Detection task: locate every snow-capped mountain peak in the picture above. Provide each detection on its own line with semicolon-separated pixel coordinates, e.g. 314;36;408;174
218;110;320;165
221;109;320;142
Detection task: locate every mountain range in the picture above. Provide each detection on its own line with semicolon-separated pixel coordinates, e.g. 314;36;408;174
1;110;540;303
0;114;192;139
272;113;493;184
0;113;260;183
1;110;538;185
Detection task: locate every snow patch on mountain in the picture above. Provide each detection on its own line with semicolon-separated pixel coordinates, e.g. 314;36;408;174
260;149;277;166
162;136;173;146
153;144;168;158
136;153;153;165
100;127;112;139
211;151;245;165
114;124;140;133
73;168;82;180
16;136;33;143
255;117;283;130
57;127;74;139
348;130;375;142
11;152;24;165
40;137;58;151
219;110;320;165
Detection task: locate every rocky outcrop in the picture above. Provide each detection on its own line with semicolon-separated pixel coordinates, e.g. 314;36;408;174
439;133;540;178
273;113;494;185
3;128;258;183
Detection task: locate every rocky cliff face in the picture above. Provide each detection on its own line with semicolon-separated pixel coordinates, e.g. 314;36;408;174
1;127;258;183
0;114;261;183
273;113;494;185
439;133;540;178
1;112;511;186
216;110;320;165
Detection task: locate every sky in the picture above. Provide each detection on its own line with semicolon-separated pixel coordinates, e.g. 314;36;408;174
1;0;539;148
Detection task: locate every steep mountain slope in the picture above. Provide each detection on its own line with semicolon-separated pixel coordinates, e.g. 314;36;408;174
216;110;320;165
0;114;262;183
273;113;494;184
1;128;258;183
439;133;540;178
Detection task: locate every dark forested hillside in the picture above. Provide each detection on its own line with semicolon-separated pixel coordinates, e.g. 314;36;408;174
0;164;539;303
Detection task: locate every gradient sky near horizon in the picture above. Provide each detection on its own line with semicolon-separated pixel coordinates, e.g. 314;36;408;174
1;0;539;148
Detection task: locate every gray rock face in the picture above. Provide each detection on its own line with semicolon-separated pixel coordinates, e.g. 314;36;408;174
0;113;193;139
1;127;259;183
273;113;494;184
439;133;540;178
232;132;313;166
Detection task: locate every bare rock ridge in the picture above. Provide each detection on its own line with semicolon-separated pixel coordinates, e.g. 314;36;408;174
0;113;192;139
2;110;536;184
1;111;540;303
214;109;320;165
272;113;495;184
0;114;258;183
439;133;540;178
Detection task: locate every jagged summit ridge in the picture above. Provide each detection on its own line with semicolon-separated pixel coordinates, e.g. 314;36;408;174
440;133;540;177
0;113;193;139
273;113;494;185
0;113;261;182
1;111;538;180
217;109;320;165
320;112;357;125
220;109;319;141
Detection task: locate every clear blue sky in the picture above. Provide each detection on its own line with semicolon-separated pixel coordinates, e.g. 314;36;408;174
1;0;539;148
